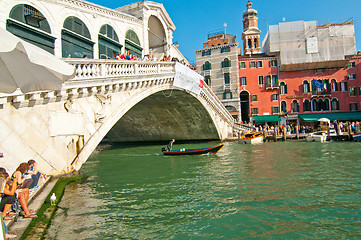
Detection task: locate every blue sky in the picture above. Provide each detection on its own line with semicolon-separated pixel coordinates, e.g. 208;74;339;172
88;0;361;64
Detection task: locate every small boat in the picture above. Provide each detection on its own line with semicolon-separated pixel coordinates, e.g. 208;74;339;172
306;131;328;142
240;132;263;144
352;133;361;142
162;143;224;155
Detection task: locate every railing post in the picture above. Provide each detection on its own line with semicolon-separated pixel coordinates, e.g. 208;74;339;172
157;63;161;73
134;63;139;74
100;63;106;77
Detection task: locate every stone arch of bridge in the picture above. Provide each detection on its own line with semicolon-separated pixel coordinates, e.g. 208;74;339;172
72;85;221;170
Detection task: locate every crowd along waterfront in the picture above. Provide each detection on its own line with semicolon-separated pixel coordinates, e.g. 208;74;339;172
45;140;361;239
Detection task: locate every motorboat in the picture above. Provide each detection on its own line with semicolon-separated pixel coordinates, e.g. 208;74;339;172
306;131;328;142
162;143;224;155
240;132;264;144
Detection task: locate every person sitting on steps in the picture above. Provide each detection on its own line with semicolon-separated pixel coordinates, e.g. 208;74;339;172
12;163;37;218
27;160;46;189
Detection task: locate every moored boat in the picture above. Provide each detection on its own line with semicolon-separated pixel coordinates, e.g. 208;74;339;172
352;133;361;142
306;131;328;142
162;143;224;155
240;132;263;144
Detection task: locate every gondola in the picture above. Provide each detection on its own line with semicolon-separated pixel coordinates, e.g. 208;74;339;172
162;143;224;155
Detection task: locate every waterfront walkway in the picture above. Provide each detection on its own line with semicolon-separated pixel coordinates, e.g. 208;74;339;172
5;178;58;239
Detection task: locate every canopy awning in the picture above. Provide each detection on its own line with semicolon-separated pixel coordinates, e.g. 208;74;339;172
299;112;361;122
254;115;281;123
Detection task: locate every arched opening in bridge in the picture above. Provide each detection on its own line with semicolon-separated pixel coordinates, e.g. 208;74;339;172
98;24;122;59
7;4;55;54
240;91;250;123
62;16;94;58
148;15;166;59
105;89;219;142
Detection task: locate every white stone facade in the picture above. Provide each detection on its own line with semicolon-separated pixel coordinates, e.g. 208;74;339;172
0;0;186;61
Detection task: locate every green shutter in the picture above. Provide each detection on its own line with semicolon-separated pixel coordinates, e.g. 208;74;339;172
6;19;55;54
62;29;94;58
125;39;143;57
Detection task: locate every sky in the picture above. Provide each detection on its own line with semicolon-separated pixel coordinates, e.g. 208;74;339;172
88;0;361;64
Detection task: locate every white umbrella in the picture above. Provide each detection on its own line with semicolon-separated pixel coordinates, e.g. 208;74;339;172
0;28;75;94
318;118;330;123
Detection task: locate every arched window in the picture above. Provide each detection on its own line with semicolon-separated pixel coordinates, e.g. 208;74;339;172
331;79;338;92
292;100;299;113
62;16;94;58
303;99;311;112
7;4;55;53
312;99;318;112
279;82;287;95
248;39;252;49
221;58;231;68
281;101;287;113
331;98;339;111
98;24;122;59
225;106;237;112
317;99;324;111
324;99;330;111
311;79;323;95
254;38;258;48
303;80;310;93
125;29;143;57
203;61;211;71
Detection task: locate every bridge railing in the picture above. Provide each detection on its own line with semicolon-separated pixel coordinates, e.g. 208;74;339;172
200;84;235;126
64;59;175;80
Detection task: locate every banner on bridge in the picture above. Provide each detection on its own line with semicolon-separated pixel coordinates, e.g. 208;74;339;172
174;62;204;95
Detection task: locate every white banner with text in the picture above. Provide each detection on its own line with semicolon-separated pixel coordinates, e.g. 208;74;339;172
174;62;204;95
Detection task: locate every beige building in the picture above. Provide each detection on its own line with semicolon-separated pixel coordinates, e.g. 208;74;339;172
195;33;240;121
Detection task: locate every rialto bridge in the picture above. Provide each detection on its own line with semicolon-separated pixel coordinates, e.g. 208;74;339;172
0;0;256;176
0;60;237;175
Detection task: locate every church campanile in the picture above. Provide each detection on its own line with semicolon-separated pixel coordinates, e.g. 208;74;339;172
242;0;261;55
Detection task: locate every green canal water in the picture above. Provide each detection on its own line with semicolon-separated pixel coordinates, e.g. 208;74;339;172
47;141;361;239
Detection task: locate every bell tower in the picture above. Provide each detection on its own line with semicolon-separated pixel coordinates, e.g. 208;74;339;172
242;0;261;55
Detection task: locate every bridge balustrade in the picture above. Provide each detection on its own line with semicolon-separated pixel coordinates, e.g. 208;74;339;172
64;60;175;80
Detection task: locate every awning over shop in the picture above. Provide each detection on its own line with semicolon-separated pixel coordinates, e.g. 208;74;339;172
254;115;281;123
299;112;361;122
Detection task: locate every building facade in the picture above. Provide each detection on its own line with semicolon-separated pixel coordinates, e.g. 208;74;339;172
0;0;186;61
238;0;361;126
195;33;240;120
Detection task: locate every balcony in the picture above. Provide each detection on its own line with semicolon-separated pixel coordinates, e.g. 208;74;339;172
223;83;231;91
203;70;211;76
222;67;230;74
311;89;331;97
265;82;279;89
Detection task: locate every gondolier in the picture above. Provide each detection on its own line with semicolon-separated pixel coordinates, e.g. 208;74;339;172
167;139;175;151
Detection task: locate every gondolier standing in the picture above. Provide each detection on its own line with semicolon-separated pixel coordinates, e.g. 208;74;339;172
167;139;175;151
